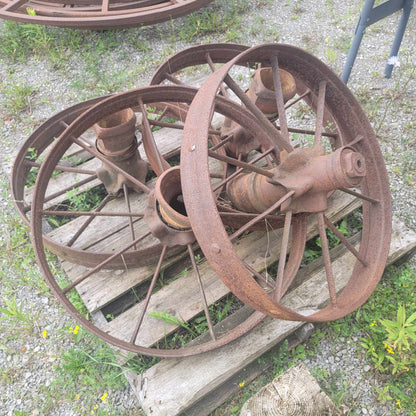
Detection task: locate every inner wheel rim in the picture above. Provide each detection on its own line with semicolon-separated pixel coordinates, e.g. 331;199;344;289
180;43;392;322
30;85;271;357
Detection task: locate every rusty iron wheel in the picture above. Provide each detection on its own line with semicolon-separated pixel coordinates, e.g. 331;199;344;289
30;85;266;357
181;43;392;322
150;43;250;87
0;0;212;29
12;95;109;228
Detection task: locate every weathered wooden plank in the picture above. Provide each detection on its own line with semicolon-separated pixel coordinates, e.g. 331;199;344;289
98;191;360;344
62;190;359;317
180;324;316;416
133;217;416;416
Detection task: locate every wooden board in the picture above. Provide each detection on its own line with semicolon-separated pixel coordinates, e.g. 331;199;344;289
62;190;359;341
129;216;416;416
37;103;416;416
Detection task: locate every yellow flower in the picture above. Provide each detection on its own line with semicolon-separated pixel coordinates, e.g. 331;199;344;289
93;405;99;410
75;394;80;401
370;320;377;327
69;325;80;335
239;381;245;388
325;37;329;43
384;343;394;354
42;330;48;338
101;393;108;403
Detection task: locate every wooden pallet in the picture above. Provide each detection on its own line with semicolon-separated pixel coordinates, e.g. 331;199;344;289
129;216;416;416
29;118;416;416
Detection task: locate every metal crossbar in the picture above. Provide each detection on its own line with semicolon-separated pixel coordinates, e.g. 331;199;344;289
341;0;414;83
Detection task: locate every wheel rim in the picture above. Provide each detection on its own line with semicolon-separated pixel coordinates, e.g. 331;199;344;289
12;95;109;228
31;85;266;357
0;0;212;29
181;43;392;322
150;43;250;87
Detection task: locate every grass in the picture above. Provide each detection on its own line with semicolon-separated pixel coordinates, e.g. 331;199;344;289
0;296;37;333
1;80;36;118
213;265;416;415
0;0;415;413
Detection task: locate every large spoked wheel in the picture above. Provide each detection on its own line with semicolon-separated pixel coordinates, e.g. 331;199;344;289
181;44;392;322
0;0;212;29
31;85;268;357
12;95;108;227
150;43;250;87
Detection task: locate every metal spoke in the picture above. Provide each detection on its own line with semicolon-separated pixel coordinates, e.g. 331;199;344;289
42;174;98;205
130;245;168;344
275;125;337;139
219;211;282;222
42;210;144;218
71;135;151;194
59;121;94;148
62;231;152;294
2;0;26;12
316;212;337;304
244;262;275;290
209;134;234;152
24;160;96;175
67;194;112;247
187;245;216;341
313;81;327;148
164;73;188;86
101;0;109;12
223;74;293;153
274;210;292;301
339;187;379;204
284;89;311;110
205;52;228;97
270;55;289;140
323;215;368;266
230;191;295;241
123;184;136;249
147;118;220;136
208;150;274;179
212;147;275;192
139;98;166;175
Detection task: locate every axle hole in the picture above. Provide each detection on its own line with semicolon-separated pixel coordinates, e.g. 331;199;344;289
169;194;187;217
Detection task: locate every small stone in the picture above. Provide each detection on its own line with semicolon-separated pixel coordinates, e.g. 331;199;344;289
362;408;368;414
363;365;371;372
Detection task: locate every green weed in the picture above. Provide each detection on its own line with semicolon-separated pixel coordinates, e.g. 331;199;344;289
0;296;37;333
355;266;416;411
1;81;36;117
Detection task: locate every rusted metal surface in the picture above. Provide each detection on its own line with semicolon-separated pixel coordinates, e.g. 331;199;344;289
150;43;250;86
181;43;392;322
0;0;212;29
29;85;272;357
20;43;393;357
11;96;113;228
94;108;148;195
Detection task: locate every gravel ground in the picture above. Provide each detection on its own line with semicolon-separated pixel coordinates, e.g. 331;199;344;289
0;0;415;415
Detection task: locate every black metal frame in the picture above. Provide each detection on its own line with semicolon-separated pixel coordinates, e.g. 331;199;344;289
341;0;414;83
